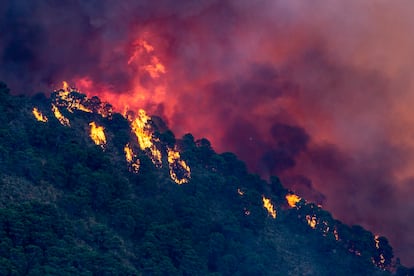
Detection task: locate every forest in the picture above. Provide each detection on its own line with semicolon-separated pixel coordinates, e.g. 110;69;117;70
0;82;411;275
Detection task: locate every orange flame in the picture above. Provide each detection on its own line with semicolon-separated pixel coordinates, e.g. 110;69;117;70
51;104;70;126
124;143;140;173
262;195;277;219
167;147;191;184
374;235;380;249
62;81;70;91
130;109;162;167
89;122;106;148
144;56;166;78
306;215;317;229
286;193;301;208
333;227;339;241
32;107;48;122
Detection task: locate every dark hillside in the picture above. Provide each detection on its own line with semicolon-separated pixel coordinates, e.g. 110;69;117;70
0;82;411;275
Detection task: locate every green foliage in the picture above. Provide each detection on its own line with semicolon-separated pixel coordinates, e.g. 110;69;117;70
0;83;405;275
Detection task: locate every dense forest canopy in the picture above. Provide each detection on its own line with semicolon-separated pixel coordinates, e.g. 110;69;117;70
0;82;411;275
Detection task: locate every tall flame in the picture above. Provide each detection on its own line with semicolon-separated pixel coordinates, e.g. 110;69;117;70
52;104;70;126
124;143;140;173
262;195;277;219
62;81;70;91
167;147;191;184
333;227;339;241
89;122;106;148
286;193;301;208
130;109;162;167
32;107;48;122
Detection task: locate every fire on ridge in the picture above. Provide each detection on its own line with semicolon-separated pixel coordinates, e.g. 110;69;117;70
262;195;277;219
32;80;192;185
32;107;48;122
89;122;107;149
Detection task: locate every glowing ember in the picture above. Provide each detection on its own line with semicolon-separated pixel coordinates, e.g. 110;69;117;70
130;109;162;167
374;235;380;249
237;188;245;196
89;122;106;148
333;227;339;241
124;143;140;173
32;107;48;122
167;147;191;184
286;193;301;208
262;195;277;219
52;104;70;126
306;215;317;229
244;208;251;216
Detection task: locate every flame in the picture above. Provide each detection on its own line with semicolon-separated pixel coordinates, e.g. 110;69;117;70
127;39;166;78
130;109;162;167
372;235;387;268
237;188;245;196
124;143;140;173
74;38;168;124
128;39;155;65
32;107;48;122
53;81;112;117
333;227;339;241
262;195;277;219
167;147;191;184
374;235;380;249
286;193;301;207
144;56;166;78
62;81;70;91
52;104;70;126
306;215;317;229
89;122;106;148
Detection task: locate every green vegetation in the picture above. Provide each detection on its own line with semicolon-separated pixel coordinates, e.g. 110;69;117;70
0;82;410;275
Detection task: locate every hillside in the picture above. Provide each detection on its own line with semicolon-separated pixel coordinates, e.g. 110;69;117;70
0;81;411;275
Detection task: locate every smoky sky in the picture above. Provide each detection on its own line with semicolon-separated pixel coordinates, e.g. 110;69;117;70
1;0;414;266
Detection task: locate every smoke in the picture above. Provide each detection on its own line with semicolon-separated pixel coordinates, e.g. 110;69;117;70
1;0;414;266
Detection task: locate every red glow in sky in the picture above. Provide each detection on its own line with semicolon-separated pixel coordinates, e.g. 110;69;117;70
1;0;414;266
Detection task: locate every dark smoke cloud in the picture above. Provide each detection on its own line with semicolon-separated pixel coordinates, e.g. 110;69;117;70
1;0;414;266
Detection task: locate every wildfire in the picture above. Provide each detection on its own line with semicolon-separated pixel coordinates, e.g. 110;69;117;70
130;109;162;167
32;107;48;122
373;235;387;267
286;193;301;208
144;56;166;78
306;215;317;229
374;235;380;249
89;122;106;148
128;39;166;78
62;81;70;91
262;196;277;219
124;143;140;173
53;81;112;117
52;104;70;126
333;227;339;241
167;147;191;184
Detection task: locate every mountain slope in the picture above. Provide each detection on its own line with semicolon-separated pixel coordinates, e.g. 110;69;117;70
0;82;410;275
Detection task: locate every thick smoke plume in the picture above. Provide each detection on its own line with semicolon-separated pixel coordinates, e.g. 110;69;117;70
1;0;414;265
